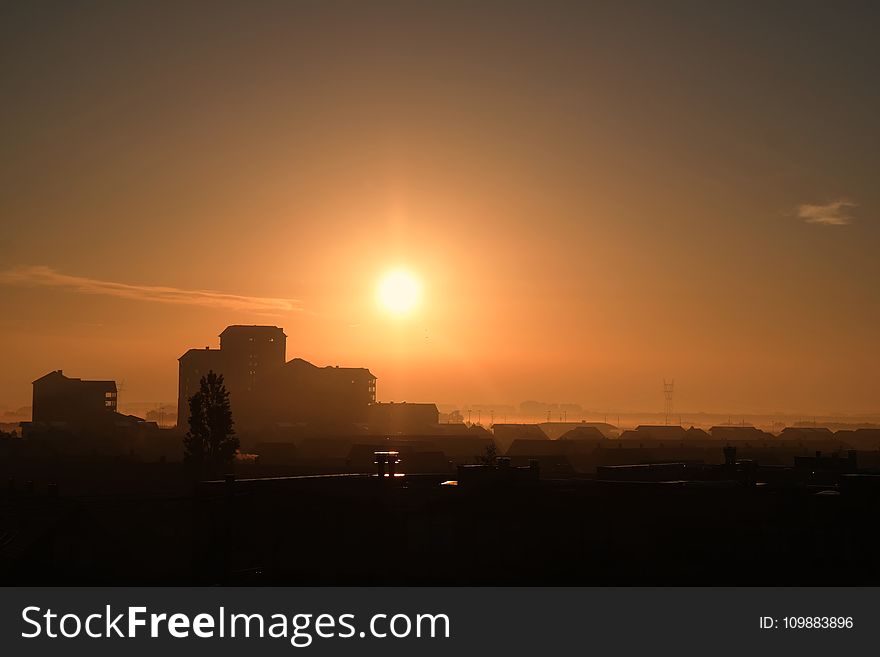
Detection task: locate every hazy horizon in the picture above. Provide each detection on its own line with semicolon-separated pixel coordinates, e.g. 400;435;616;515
2;2;879;416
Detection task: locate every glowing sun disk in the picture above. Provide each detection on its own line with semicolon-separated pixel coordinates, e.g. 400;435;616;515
376;269;421;316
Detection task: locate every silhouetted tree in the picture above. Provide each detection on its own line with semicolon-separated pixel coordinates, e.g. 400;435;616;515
476;443;497;465
184;371;238;475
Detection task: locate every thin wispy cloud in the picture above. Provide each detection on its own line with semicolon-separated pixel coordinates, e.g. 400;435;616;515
796;199;858;226
0;265;300;314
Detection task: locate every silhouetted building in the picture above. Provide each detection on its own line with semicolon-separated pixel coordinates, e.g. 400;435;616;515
178;326;376;431
178;325;287;428
505;434;603;476
258;358;376;427
685;426;711;440
779;427;836;441
31;370;117;425
492;424;548;452
836;428;880;451
368;402;439;434
178;347;223;427
20;370;163;451
539;421;619;439
621;425;687;441
219;325;287;395
709;425;772;441
558;426;606;441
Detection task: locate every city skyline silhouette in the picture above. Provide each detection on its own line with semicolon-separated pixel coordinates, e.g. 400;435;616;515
2;2;880;589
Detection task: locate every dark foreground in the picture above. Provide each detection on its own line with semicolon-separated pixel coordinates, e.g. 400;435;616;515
2;459;878;585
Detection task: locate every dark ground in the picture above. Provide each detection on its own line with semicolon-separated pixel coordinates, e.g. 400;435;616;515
1;458;877;586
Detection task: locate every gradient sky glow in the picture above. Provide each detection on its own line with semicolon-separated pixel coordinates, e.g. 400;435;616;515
1;1;878;416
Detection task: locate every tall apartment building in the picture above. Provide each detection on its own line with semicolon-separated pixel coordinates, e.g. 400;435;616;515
177;325;376;432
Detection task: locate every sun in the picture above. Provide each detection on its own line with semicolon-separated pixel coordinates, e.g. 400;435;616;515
376;269;422;316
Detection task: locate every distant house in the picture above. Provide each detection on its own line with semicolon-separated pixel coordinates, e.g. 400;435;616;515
684;427;711;440
367;402;439;435
558;426;606;441
709;425;773;442
22;370;159;448
539;421;620;439
778;427;836;441
623;425;687;441
427;423;491;437
31;370;117;425
836;428;880;451
506;436;604;475
491;424;548;452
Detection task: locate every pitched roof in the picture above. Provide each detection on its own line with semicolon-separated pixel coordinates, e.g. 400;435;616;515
32;370;116;389
219;325;286;336
32;370;67;384
559;426;606;441
178;347;221;361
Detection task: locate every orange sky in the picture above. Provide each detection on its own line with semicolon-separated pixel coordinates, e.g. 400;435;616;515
1;3;878;416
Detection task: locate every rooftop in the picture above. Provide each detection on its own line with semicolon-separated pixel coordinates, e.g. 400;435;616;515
219;325;286;336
